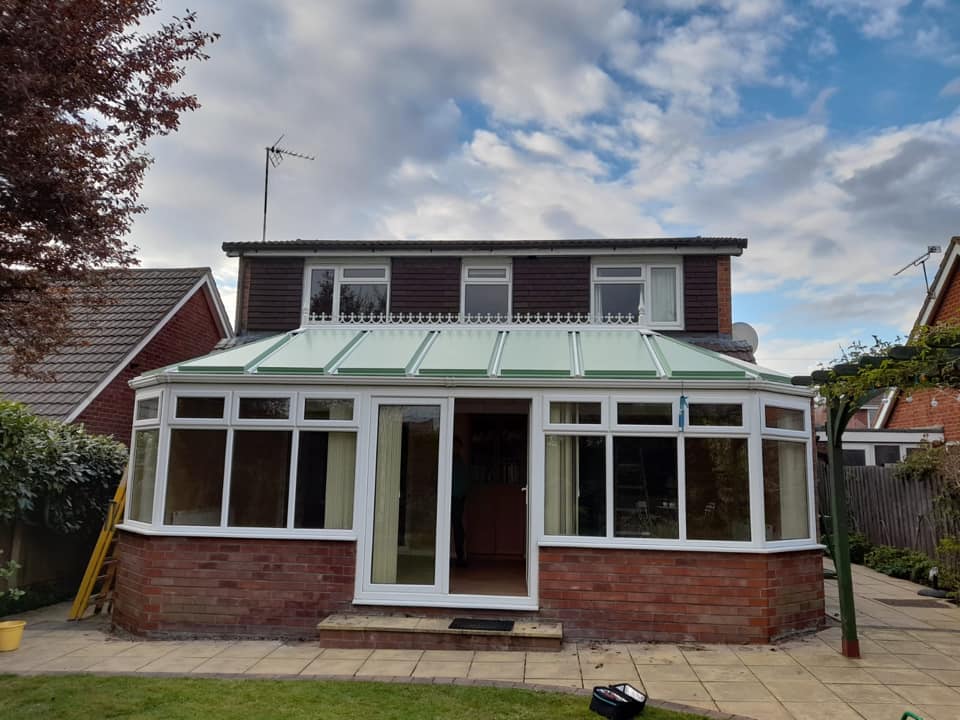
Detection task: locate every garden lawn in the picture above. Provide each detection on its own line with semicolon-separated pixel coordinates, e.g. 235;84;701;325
0;675;708;720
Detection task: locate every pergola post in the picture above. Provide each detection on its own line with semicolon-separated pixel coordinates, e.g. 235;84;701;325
825;397;860;658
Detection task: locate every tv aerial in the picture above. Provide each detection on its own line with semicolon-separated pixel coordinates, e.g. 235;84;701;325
893;245;942;296
261;134;315;242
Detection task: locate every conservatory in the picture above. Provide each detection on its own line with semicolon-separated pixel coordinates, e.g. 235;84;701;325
113;325;823;643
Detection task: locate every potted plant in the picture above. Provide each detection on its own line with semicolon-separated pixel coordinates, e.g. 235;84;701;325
0;551;26;652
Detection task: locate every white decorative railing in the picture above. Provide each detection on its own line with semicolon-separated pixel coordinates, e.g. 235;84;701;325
302;311;647;325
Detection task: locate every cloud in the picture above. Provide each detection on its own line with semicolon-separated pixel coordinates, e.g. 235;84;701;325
942;77;960;96
811;0;912;39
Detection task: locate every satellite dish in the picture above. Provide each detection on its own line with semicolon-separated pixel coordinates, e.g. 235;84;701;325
732;322;759;352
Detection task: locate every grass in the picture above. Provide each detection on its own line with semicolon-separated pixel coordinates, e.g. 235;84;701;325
0;675;709;719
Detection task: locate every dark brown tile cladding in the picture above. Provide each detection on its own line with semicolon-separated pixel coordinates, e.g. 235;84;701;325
512;256;590;315
683;255;720;333
389;257;461;315
244;257;304;333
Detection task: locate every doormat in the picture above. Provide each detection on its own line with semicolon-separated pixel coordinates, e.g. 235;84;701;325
875;598;950;608
449;618;515;632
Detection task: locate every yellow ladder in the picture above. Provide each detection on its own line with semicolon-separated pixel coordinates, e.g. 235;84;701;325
68;469;127;621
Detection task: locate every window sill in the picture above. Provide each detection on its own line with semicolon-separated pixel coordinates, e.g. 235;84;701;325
538;536;824;554
116;523;357;541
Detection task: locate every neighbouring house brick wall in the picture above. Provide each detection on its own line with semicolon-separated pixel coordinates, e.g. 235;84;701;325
114;532;821;643
113;532;356;638
683;256;721;333
886;260;960;440
241;256;305;333
390;257;461;315
512;256;590;315
538;547;823;643
717;256;732;335
75;286;225;445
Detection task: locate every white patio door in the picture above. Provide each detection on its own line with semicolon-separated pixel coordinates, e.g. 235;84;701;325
361;398;452;595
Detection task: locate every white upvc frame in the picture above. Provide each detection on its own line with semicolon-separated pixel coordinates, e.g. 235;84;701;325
460;259;512;319
124;391;164;529
542;395;609;431
298;392;358;427
302;260;391;322
683;393;750;434
167;389;231;425
231;390;295;424
132;388;164;426
611;395;679;432
589;257;683;330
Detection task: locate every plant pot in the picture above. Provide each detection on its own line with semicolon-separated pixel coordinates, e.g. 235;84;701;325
0;620;26;652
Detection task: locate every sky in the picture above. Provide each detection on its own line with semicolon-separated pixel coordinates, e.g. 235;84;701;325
133;0;960;375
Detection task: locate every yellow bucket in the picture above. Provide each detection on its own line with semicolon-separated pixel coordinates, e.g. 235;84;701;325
0;620;26;652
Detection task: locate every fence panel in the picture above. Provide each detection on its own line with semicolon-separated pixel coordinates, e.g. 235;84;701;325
815;462;959;557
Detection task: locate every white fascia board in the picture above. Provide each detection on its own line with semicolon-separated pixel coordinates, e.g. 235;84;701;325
66;276;230;423
225;246;746;259
814;429;944;444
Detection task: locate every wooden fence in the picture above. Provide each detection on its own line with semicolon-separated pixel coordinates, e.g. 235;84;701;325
815;462;960;557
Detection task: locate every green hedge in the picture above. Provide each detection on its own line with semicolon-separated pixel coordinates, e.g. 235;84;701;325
865;545;935;585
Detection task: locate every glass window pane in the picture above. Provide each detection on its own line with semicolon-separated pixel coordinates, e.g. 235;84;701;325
875;445;901;466
596;283;643;321
614;437;678;539
617;402;672;426
544;435;606;537
340;283;388;316
135;397;159;421
596;267;642;278
765;406;805;431
310;269;335;317
342;267;386;279
164;429;226;525
175;396;224;419
650;267;677;323
466;267;508;279
685;437;750;541
237;397;290;420
842;449;866;466
129;429;159;523
549;401;601;424
763;440;810;541
303;398;354;421
295;431;357;529
371;405;440;585
689;403;743;426
463;284;509;317
228;430;292;528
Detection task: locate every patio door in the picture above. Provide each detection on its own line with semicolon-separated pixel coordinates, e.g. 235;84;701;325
362;398;451;594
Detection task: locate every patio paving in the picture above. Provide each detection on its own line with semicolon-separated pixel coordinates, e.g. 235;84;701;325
1;561;958;720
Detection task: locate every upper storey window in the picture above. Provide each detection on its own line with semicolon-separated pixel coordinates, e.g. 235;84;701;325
461;262;511;319
308;265;389;320
591;261;681;327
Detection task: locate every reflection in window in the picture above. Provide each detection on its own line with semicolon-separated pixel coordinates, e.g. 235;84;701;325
874;445;901;466
164;429;226;525
295;431;357;529
617;402;672;426
340;282;387;316
228;430;292;528
135;397;160;421
595;283;643;321
762;439;810;541
303;398;354;421
549;401;601;425
689;403;743;427
764;406;805;431
237;397;290;420
463;284;509;317
129;429;159;523
175;396;224;419
614;437;678;538
685;437;750;541
544;435;606;537
842;449;866;466
309;268;335;317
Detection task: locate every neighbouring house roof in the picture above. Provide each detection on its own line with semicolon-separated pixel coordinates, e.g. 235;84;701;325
222;236;748;256
145;325;792;385
0;267;232;421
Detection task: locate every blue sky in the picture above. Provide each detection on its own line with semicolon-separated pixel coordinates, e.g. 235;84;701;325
134;0;960;373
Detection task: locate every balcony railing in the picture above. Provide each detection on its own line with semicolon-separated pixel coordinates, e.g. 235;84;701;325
301;311;647;326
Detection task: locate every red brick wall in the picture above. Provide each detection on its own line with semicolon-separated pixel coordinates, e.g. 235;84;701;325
538;547;823;643
75;286;225;445
717;256;732;335
113;532;356;638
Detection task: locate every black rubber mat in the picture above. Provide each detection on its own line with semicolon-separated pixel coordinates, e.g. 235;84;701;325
449;618;515;632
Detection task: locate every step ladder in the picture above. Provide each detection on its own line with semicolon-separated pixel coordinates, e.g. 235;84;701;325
68;468;127;621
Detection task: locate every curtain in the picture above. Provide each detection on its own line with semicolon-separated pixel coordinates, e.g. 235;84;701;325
371;406;403;584
544;404;577;535
323;432;356;529
779;441;809;539
650;267;677;323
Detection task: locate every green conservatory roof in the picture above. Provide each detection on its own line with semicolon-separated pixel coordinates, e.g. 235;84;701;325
168;327;792;384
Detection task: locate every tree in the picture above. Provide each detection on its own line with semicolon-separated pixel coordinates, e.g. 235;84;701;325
0;1;217;376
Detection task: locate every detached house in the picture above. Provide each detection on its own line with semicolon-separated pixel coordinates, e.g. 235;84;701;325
113;238;823;645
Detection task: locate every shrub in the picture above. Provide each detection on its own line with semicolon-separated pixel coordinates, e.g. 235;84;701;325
848;532;874;565
936;536;960;599
865;545;935;585
0;400;127;534
0;550;24;604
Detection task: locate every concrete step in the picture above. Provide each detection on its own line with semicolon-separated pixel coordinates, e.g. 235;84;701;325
316;614;562;651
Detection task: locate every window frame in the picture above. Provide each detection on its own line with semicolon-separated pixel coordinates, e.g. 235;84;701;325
168;390;230;425
298;393;359;427
232;391;296;425
683;395;749;434
125;389;166;529
132;389;163;427
589;258;683;329
611;395;679;432
460;260;512;319
302;261;391;322
542;396;608;431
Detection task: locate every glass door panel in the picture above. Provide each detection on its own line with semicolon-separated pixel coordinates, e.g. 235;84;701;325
370;404;441;586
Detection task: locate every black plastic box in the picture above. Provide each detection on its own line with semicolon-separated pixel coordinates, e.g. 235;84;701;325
589;684;647;719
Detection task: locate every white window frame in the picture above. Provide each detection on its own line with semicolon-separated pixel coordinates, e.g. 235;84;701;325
542;395;608;431
302;262;391;321
168;390;230;425
298;393;359;427
125;389;165;528
460;260;512;319
590;258;683;329
683;395;749;434
132;389;163;426
232;391;296;425
611;395;678;432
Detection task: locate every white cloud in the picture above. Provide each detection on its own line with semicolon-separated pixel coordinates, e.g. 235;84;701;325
941;77;960;96
811;0;912;39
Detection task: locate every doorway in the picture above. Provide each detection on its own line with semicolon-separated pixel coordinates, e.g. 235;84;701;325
450;398;529;597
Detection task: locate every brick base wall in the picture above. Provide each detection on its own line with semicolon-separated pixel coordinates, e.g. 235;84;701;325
113;533;822;643
113;532;355;638
538;547;823;643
